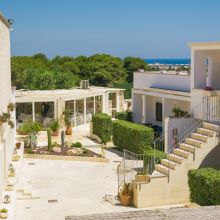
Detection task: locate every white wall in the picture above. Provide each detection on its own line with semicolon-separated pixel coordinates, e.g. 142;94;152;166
134;72;191;92
192;50;220;90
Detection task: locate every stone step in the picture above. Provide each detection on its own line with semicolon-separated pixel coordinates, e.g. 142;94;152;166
173;148;189;158
155;164;169;175
185;138;203;147
161;159;177;170
151;170;166;177
203;122;220;131
191;133;208;142
179;143;195;153
197;128;215;137
167;153;184;164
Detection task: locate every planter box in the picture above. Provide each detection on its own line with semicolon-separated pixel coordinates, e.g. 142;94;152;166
5;185;13;191
0;212;8;219
135;175;150;183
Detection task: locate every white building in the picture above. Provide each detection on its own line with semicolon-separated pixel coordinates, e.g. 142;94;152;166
0;13;16;196
133;42;220;129
15;86;124;127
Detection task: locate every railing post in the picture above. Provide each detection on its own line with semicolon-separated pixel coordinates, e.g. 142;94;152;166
123;149;126;184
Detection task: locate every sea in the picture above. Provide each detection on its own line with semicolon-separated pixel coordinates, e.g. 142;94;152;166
145;58;190;65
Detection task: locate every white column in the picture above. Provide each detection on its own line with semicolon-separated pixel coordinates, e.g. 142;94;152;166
106;93;110;115
206;57;213;88
74;100;76;126
32;102;35;122
102;94;106;113
162;97;165;123
142;95;146;124
93;96;96;114
84;98;86;124
116;91;120;112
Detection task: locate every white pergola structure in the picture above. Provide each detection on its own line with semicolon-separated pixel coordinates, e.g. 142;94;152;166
15;86;124;127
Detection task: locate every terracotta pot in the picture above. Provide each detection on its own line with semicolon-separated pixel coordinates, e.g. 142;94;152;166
16;142;21;149
135;174;150;183
65;127;72;135
51;131;59;136
120;193;132;206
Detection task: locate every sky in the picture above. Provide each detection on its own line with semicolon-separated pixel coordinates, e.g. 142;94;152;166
1;0;220;58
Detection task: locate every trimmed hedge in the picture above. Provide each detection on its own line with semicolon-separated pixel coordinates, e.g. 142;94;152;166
188;168;220;206
112;120;154;154
115;111;132;122
92;113;112;144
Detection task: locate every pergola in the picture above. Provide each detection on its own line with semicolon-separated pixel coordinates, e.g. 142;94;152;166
15;86;124;127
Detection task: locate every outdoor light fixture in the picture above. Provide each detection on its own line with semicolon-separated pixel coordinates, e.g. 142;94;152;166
9;164;13;172
3;195;10;204
7;19;14;25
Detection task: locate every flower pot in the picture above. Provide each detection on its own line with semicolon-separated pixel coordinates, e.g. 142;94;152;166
51;131;59;136
5;184;13;191
65;127;72;135
135;174;150;183
16;142;21;149
119;193;132;206
0;212;8;219
8;171;15;178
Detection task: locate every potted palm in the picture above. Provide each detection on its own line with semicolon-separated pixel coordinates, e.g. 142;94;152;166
63;109;72;135
0;208;8;219
16;142;21;149
119;183;132;206
8;120;15;128
135;170;150;183
50;119;60;136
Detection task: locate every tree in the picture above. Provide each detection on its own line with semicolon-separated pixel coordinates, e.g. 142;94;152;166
123;57;147;82
91;70;112;87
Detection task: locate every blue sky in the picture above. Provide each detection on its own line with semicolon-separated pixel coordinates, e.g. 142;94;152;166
1;0;220;58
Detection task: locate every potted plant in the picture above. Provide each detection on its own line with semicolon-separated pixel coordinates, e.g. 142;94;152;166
135;170;150;183
119;183;132;206
16;142;21;149
5;184;13;191
0;208;8;219
63;109;72;135
0;113;10;125
8;168;15;177
7;102;15;112
8;120;14;128
50;119;60;136
19;121;42;148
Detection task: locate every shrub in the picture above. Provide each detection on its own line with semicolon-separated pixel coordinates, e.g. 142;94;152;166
63;108;71;128
115;111;132;122
188;168;220;206
71;142;82;148
0;208;8;213
92;113;112;144
112;120;154;154
50;119;60;132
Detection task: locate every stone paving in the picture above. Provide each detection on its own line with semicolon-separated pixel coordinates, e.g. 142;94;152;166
66;206;220;220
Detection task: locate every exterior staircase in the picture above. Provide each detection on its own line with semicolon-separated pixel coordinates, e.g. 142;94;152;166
132;121;220;208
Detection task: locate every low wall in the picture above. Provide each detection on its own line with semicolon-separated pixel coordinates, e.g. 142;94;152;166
23;154;109;163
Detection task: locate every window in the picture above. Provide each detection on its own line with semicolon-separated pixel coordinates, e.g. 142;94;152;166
156;102;162;122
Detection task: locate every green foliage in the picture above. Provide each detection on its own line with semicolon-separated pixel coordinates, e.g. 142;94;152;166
113;81;133;99
47;129;52;152
61;130;65;148
63;108;71;128
0;208;8;213
52;142;59;148
172;106;189;117
123;56;147;82
71;142;82;148
92;113;112;144
112;120;154;154
50;119;60;132
188;168;220;206
115;111;132;122
11;54;147;90
19;121;42;136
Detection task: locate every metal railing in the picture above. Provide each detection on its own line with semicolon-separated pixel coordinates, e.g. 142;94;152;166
117;96;220;192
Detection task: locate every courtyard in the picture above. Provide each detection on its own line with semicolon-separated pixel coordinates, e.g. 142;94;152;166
15;152;136;220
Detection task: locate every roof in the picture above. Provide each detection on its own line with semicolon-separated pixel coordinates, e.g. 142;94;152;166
16;86;124;102
134;70;190;76
188;41;220;50
0;12;10;28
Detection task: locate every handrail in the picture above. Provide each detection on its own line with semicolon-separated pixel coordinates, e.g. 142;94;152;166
154;96;220;178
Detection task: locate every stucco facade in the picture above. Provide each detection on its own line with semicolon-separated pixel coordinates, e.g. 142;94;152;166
0;13;15;197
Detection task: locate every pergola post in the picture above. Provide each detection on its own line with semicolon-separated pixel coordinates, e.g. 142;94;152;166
32;102;35;122
84;98;86;124
142;95;146;124
116;91;120;112
74;99;76;126
93;96;96;114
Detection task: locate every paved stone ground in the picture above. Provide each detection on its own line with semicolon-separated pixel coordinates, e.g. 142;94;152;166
66;206;220;220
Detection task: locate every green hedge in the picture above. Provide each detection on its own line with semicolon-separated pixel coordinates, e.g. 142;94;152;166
92;113;112;144
115;111;132;122
188;168;220;206
112;120;154;154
